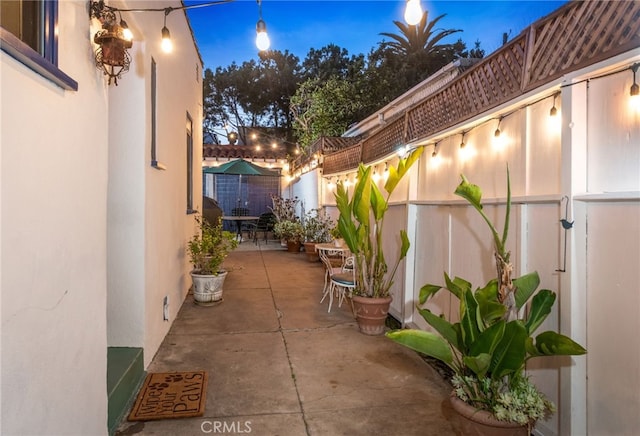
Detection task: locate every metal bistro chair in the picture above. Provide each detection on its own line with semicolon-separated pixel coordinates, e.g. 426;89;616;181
249;212;276;245
318;247;355;312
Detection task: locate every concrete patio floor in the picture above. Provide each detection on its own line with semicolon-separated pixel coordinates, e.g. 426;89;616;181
116;241;461;436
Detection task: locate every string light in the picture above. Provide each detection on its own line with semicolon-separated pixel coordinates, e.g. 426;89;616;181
459;132;466;148
549;93;558;117
631;63;639;111
255;0;270;51
161;9;173;53
494;117;502;138
630;63;639;97
404;0;422;26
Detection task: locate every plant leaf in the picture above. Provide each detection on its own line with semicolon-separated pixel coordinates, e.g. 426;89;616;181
399;230;410;259
490;320;527;378
475;279;505;324
525;289;555;334
469;320;506;357
513;271;540;310
418;308;460;351
419;283;442;305
370;181;387;221
444;273;471;300
386;329;454;369
463;353;492;378
529;331;587;357
352;164;371;227
384;147;422;194
460;289;480;350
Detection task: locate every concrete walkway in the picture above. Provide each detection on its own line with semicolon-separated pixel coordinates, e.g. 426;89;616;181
116;242;460;436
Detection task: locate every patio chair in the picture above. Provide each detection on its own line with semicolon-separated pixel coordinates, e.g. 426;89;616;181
319;249;355;312
249;212;276;245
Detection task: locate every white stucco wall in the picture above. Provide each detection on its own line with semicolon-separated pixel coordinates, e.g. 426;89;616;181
1;1;109;434
105;0;204;366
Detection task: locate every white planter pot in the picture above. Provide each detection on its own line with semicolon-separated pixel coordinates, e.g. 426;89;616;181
190;270;228;306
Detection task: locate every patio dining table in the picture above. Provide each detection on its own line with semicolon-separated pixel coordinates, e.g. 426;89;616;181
222;215;259;242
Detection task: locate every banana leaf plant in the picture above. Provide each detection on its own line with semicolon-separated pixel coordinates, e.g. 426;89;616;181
334;147;422;298
386;170;586;425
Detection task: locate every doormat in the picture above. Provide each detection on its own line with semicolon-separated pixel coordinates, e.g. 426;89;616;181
128;371;208;421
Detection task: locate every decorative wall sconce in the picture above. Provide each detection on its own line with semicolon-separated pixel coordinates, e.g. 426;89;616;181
91;1;132;85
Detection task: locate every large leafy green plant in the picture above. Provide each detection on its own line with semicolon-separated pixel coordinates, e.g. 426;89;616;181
387;170;586;426
334;147;422;297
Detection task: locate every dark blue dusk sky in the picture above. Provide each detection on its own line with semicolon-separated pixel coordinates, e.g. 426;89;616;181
185;1;567;71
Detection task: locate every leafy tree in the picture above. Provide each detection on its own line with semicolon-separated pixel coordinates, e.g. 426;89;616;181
290;77;364;149
301;44;357;81
379;11;464;85
203;50;301;146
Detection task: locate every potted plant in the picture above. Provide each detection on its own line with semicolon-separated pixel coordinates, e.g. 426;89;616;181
302;208;334;262
269;194;300;222
334;147;422;335
273;220;304;252
187;215;238;305
386;170;586;434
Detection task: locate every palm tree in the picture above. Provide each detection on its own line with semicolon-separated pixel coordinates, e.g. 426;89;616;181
380;11;461;58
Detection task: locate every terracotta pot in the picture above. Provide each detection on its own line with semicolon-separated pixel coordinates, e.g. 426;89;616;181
449;393;529;436
352;295;392;336
190;270;228;306
303;242;320;262
286;240;301;253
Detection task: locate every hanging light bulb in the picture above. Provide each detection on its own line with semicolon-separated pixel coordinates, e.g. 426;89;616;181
459;132;466;148
549;93;558;117
161;10;172;53
404;0;423;26
255;0;270;51
630;64;639;97
118;12;133;41
494;118;502;138
630;63;639;111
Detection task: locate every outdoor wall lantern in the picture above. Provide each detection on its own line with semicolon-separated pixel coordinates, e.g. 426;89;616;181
90;1;133;85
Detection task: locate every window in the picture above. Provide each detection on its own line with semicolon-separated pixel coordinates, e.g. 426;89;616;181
0;0;77;90
186;112;195;214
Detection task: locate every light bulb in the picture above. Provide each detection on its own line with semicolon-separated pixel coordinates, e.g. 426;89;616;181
256;19;270;51
161;26;172;53
120;20;133;41
404;0;423;26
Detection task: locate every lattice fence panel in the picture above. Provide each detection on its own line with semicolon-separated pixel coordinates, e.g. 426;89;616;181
407;36;526;142
323;144;362;175
526;0;640;90
361;117;405;163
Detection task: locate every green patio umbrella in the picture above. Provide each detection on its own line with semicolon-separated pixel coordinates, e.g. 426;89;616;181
203;159;279;176
203;159;280;218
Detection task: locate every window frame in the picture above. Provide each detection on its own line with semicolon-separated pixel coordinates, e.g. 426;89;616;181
0;1;77;91
186;112;196;214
